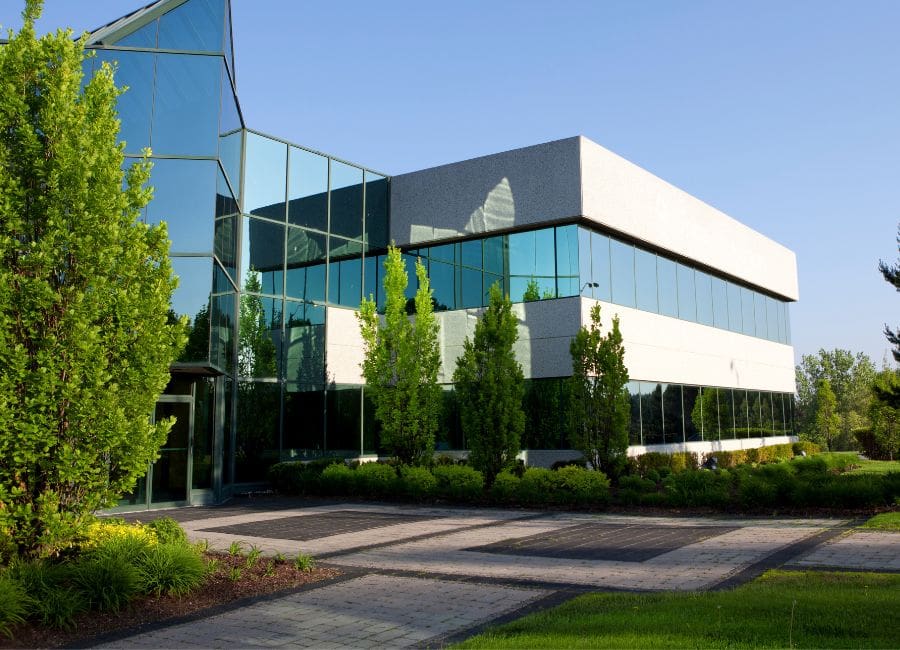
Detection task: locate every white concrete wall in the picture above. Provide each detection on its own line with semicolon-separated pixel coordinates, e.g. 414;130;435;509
579;138;799;300
325;306;365;384
583;297;796;393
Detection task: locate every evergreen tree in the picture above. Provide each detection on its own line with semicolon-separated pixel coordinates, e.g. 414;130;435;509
568;304;630;476
358;245;441;465
876;225;900;407
868;369;900;460
453;283;525;486
0;1;184;558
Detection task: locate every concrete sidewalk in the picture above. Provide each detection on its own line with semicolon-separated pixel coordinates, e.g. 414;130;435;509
97;501;897;649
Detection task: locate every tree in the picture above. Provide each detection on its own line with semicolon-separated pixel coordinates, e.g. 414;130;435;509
868;370;900;460
0;1;184;558
453;282;525;486
522;278;541;302
358;245;441;465
795;349;875;449
568;304;630;477
812;379;841;449
876;225;900;407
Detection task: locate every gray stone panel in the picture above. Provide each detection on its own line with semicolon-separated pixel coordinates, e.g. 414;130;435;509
390;137;582;246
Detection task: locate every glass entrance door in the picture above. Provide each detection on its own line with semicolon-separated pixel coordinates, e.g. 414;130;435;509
151;399;193;505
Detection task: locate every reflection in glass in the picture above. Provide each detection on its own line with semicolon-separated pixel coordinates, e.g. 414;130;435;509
152;53;220;156
484;236;505;276
283;385;324;455
766;296;779;343
245;134;287;219
509;230;555;277
662;383;683;443
627;381;642;445
429;243;455;264
591;233;612;301
695;271;714;326
158;0;225;52
460;269;482;308
93;50;154;154
656;257;677;317
288;147;328;231
711;277;728;329
238;290;282;379
284;301;325;385
330;160;363;239
171;256;212;363
235;381;280;482
727;282;742;333
241;217;285;293
733;389;749;438
635;249;658;313
682;385;700;441
691;387;719;441
578;228;592;297
147;158;216;254
430;260;455;311
461;239;482;269
754;293;768;341
364;172;389;249
555;225;579;278
677;264;696;321
210;292;234;374
192;377;215;489
610;240;635;307
338;258;362;307
329;236;363;260
639;382;663;445
741;287;755;336
327;386;363;454
115;20;158;48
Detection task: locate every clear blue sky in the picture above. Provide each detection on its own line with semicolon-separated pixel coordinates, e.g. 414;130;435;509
6;0;900;367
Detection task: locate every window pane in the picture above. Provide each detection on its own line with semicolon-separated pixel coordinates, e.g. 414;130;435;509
94;50;154;154
329;236;363;260
115;20;158;47
627;381;642;445
235;382;280;481
484;236;505;276
662;383;683;444
677;264;696;321
363;256;377;302
146;158;216;254
719;389;735;439
158;0;225;52
461;268;483;308
711;277;728;329
241;217;285;294
578;228;592;297
326;386;362;454
557;276;579;297
741;287;755;336
511;276;554;303
639;382;663;445
695;271;714;326
429;243;455;263
430;260;455;311
657;257;678;317
215;215;237;284
237;294;282;379
338;258;362;307
765;296;779;342
245;133;287;220
694;387;720;441
610;239;635;308
210;292;234;374
364;172;389;249
152;53;219;156
555;225;579;277
483;273;503;305
461;239;482;269
509;230;554;277
284;385;324;454
727;282;743;333
171;256;212;363
784;303;792;344
682;385;700;441
754;292;767;339
286;227;327;268
591;232;612;301
330;161;363;240
219;66;242;196
634;249;658;312
734;389;750;438
288;147;328;231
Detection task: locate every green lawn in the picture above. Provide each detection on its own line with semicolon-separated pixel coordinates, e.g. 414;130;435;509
455;571;900;649
862;512;900;531
847;459;900;475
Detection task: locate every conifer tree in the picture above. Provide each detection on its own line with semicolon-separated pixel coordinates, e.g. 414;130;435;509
358;245;441;465
568;305;630;477
0;1;184;558
453;283;524;486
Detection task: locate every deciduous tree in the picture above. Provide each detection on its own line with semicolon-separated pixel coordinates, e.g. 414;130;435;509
453;283;525;487
0;1;184;558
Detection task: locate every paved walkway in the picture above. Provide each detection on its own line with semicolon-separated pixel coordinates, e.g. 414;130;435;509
98;500;899;648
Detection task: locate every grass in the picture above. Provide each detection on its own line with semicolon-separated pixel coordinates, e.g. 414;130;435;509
862;512;900;531
847;459;900;475
455;571;900;649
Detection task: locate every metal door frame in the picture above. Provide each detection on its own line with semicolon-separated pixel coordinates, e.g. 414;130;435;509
149;394;195;508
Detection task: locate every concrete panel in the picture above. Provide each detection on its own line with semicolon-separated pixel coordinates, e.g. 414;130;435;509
390;138;582;246
582;298;796;393
579;137;799;300
325;306;365;384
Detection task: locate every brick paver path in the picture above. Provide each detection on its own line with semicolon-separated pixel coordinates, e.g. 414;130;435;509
94;501;899;649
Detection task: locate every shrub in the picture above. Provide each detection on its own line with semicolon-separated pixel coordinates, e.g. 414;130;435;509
616;474;657;506
147;517;188;545
793;440;821;456
631;452;699;476
550;458;587;470
33;584;88;629
750;443;795;464
72;554;141;611
319;463;354;495
807;475;887;509
434;454;459;466
882;472;900;504
294;553;316;572
552;466;610;505
663;470;732;507
432;465;484;501
137;543;207;596
517;468;556;505
819;452;861;473
490;471;521;503
354;462;399;497
80;520;156;555
399;465;437;500
791;454;829;477
709;449;750;468
0;575;30;638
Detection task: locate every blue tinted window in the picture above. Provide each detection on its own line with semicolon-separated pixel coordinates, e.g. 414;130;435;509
590;233;612;301
287;228;326;266
461;240;482;269
657;257;677;317
555;225;579;278
146;158;216;254
754;293;767;340
214;215;237;283
152;53;219;156
94;50;154;154
158;0;225;52
484;273;503;304
429;243;455;263
364;172;389;249
218;65;242;196
634;249;658;312
461;268;483;308
115;20;158;47
241;217;284;294
741;287;755;336
363;256;377;302
430;260;455;311
338;258;362;307
557;276;580;298
288;147;328;231
484;236;505;276
238;296;282;379
210;292;234;373
511;276;555;302
578;228;592;296
663;384;683;444
776;299;786;344
330;161;363;240
245;133;287;219
284;301;325;385
509;230;554;277
328;262;340;304
170;256;212;328
711;278;728;329
727;282;742;333
784;303;792;344
329;236;363;260
695;271;714;326
610;239;635;308
677;264;696;321
766;296;779;342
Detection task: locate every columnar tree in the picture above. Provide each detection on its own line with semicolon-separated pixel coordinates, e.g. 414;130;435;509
357;245;441;465
568;304;630;477
453;283;524;486
812;378;841;449
0;1;184;558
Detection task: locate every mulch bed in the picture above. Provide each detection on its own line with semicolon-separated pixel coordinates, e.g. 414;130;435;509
2;553;341;649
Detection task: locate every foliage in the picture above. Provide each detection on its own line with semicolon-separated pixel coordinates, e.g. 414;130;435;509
319;463;354;494
0;575;31;638
146;517;188;545
354;462;398;497
792;440;821;456
71;554;140;611
568;304;630;477
432;465;484;500
551;465;611;505
663;470;732;507
615;474;658;505
489;471;521;502
522;278;541;302
399;465;437;499
878;224;900;376
795;349;875;450
358;245;441;464
293;552;316;572
862;511;900;531
812;378;842;450
453;283;525;487
456;570;900;649
867;369;900;459
136;542;207;596
0;1;186;559
630;452;699;477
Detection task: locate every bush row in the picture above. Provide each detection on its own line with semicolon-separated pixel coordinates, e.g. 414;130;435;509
629;442;826;475
0;518;205;635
